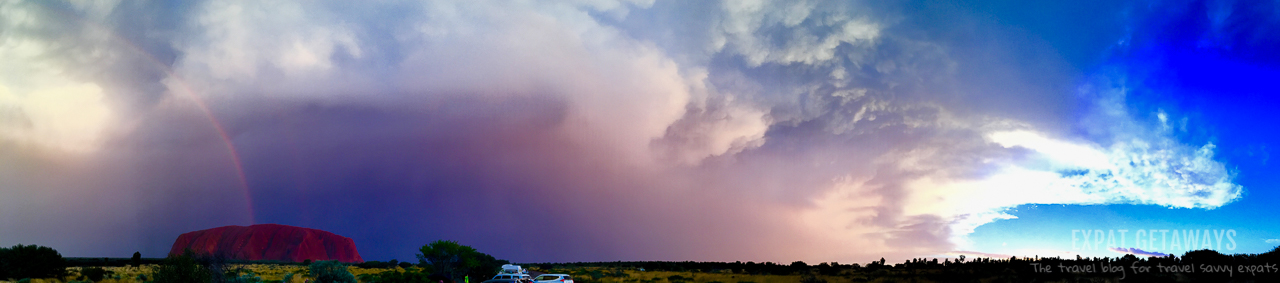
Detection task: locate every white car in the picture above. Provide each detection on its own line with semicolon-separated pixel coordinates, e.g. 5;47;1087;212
533;274;574;283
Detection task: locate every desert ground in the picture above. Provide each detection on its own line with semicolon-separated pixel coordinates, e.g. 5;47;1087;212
0;264;905;283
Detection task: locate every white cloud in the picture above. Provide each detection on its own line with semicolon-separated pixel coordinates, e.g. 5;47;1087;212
987;130;1112;169
386;0;701;164
0;83;113;153
961;120;1231;250
654;92;770;164
175;0;364;98
1266;239;1280;244
712;0;879;66
800;79;1242;256
983;128;1241;209
0;12;115;153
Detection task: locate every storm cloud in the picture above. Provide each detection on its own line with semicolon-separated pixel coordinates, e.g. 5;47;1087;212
0;0;1246;263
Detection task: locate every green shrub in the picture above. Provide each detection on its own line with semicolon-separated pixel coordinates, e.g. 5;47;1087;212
366;269;432;283
357;260;391;269
608;269;629;277
228;269;263;283
82;266;112;281
798;273;827;283
0;244;67;280
308;260;356;283
151;252;212;283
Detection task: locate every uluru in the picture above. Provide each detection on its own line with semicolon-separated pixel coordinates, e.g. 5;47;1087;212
169;224;363;263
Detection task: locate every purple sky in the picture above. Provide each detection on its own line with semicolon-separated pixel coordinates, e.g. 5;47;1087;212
2;0;1273;264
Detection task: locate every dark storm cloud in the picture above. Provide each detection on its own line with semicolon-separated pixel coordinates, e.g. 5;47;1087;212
206;94;809;262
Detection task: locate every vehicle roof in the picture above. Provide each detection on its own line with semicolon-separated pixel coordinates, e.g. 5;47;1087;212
493;274;530;278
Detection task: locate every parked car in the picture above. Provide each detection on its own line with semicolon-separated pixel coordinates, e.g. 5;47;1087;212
533;274;574;283
482;272;532;283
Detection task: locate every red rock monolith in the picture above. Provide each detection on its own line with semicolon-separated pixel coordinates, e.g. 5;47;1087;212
169;224;363;263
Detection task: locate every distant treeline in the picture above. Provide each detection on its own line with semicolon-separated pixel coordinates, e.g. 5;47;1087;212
526;260;843;275
525;247;1280;281
66;257;163;267
64;257;312;267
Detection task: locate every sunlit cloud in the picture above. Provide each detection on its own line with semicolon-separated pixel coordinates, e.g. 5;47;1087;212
0;28;115;153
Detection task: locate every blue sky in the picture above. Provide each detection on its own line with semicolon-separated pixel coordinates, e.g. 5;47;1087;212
964;0;1280;258
0;0;1276;263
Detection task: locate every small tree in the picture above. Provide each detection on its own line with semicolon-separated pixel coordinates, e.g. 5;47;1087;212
464;251;508;281
417;240;481;281
308;260;356;283
790;261;809;270
131;252;143;268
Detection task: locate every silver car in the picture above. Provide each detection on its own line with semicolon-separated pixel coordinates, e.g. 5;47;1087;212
533;274;574;283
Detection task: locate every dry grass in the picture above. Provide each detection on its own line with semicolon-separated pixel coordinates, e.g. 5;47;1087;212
531;266;961;283
607;270;816;283
5;265;924;283
534;267;880;283
0;264;406;283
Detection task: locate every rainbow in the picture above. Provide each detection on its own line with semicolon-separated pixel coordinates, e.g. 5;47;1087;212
41;3;257;223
